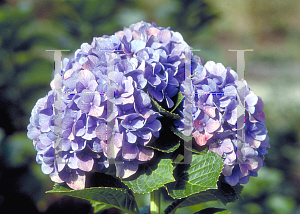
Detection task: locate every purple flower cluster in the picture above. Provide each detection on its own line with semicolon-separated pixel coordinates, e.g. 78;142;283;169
174;61;269;186
28;21;191;189
28;21;269;189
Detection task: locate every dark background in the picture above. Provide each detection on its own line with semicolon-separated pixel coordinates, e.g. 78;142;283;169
0;0;299;213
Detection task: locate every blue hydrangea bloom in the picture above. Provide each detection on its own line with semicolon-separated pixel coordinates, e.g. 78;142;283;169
174;58;269;186
29;21;198;189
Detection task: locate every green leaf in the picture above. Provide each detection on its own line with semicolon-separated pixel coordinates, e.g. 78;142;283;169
122;159;175;194
165;152;223;199
177;191;218;208
165;191;218;214
170;91;184;113
146;118;180;153
47;183;140;214
193;208;231;214
90;201;112;213
171;126;193;142
150;96;180;119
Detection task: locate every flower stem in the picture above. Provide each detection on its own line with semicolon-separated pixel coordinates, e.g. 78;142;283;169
150;189;160;214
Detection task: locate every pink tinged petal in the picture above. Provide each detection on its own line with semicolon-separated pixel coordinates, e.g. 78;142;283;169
87;55;99;68
147;27;160;36
222;164;234;176
157;29;171;43
124;28;133;42
252;157;264;172
203;106;216;118
89;105;104;117
225;152;236;163
193;119;203;132
77;154;94;172
137;146;154;161
50;170;65;183
122;143;138;160
247;157;260;171
121;95;134;105
114;132;123;148
50;73;62;90
88;80;98;92
96;123;107;141
68;126;75;140
116;161;139;178
132;30;142;40
67;170;86;190
250;139;261;148
206;118;220;133
239;164;249;176
100;140;107;156
64;69;75;80
115;30;124;38
192;131;213;146
209;145;222;156
78;69;95;86
222;139;234;153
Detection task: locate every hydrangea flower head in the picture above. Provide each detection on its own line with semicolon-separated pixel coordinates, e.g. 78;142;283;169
28;21;269;190
27;21;193;189
174;59;269;186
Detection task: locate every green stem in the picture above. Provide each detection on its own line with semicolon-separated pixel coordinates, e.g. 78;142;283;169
150;189;160;214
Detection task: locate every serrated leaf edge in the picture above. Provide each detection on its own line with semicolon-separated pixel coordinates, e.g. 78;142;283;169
150;96;180;119
122;160;176;194
47;186;139;214
164;152;224;199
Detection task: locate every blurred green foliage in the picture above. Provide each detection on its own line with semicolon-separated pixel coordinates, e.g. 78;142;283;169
0;0;299;213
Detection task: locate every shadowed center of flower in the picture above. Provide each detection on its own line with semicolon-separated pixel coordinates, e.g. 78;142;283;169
211;142;218;148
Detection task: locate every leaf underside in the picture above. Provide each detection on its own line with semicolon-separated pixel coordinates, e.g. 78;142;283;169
47;183;140;214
